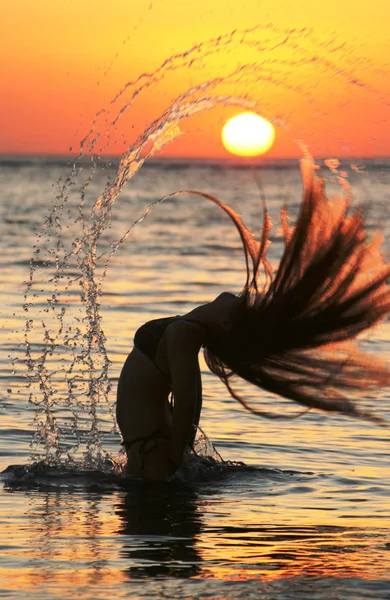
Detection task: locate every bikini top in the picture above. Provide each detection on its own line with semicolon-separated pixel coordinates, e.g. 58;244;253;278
134;315;181;363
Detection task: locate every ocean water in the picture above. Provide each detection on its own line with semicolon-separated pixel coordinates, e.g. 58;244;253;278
0;156;390;599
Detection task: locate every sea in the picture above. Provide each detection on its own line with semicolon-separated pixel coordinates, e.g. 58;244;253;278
0;155;389;599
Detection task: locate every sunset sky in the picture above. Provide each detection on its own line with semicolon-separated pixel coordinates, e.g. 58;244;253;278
1;0;389;159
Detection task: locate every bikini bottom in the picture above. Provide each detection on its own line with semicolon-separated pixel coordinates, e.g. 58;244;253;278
122;432;170;455
122;431;173;480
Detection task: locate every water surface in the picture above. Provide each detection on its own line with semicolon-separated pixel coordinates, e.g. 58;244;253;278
0;157;389;599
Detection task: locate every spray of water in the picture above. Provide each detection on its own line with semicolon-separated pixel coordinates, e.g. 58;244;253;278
22;24;387;468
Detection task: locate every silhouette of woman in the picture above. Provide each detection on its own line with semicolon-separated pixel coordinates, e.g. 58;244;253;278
116;158;390;481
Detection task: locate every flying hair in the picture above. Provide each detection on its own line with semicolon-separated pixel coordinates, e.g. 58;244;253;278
166;157;390;424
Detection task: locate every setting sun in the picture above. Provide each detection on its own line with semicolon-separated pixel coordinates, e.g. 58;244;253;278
221;112;275;157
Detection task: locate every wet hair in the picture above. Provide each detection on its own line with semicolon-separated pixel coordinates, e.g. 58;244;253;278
202;158;390;424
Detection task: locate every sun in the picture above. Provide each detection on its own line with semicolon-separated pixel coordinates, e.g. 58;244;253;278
221;112;275;157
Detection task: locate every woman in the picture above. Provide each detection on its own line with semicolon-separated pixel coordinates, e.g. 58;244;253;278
117;161;390;481
116;292;238;481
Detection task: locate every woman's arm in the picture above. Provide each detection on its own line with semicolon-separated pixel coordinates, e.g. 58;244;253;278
165;320;204;467
188;361;202;449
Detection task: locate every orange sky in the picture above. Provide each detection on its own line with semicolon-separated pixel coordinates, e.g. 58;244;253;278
1;0;389;159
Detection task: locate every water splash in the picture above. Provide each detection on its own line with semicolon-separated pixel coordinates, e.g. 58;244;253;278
22;24;388;468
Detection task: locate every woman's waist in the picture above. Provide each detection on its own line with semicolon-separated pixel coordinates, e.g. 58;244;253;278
122;347;171;385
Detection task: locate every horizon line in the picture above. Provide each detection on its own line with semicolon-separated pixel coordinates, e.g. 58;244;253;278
1;152;389;162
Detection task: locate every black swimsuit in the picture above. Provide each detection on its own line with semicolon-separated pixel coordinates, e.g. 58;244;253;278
133;315;180;375
122;314;201;456
122;316;179;455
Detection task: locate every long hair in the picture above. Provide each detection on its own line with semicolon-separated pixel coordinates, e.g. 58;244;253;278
202;158;390;424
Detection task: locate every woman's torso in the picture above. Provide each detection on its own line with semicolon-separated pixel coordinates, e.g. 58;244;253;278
116;315;184;443
133;315;180;375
